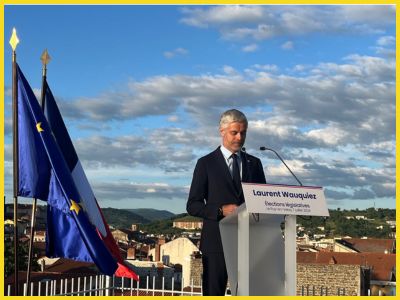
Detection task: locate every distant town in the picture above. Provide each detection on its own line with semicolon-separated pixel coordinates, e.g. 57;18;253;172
4;203;396;296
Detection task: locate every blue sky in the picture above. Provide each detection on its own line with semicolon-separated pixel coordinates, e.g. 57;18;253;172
4;5;396;213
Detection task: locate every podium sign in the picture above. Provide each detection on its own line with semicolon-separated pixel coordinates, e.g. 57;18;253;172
220;183;329;295
242;183;329;216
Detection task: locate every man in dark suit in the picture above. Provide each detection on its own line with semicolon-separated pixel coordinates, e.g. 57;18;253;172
187;109;266;296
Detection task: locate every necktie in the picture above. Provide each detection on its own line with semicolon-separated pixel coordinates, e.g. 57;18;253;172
231;153;242;194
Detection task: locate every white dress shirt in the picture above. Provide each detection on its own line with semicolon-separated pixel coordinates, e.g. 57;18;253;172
220;145;242;179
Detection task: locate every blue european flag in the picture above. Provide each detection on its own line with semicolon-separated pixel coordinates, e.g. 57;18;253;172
17;69;50;200
17;65;118;276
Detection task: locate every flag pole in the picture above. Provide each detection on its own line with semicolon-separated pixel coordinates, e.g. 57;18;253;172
26;199;37;296
26;49;51;295
10;27;20;296
40;49;50;109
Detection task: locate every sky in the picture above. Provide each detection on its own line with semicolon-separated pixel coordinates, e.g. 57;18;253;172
3;5;396;214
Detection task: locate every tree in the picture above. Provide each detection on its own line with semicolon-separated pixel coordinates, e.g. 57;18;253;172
4;241;40;278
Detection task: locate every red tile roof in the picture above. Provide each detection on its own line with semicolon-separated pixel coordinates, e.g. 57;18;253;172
341;238;395;253
44;258;98;274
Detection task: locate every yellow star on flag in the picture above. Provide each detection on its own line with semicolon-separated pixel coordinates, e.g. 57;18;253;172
36;122;44;132
70;200;81;215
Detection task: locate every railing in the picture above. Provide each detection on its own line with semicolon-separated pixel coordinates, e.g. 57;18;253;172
300;285;347;296
7;278;391;296
114;276;202;296
299;285;392;296
6;275;203;296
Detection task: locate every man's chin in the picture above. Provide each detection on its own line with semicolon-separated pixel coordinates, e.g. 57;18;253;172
232;145;242;152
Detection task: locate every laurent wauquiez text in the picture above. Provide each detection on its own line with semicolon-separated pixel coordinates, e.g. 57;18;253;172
253;189;316;200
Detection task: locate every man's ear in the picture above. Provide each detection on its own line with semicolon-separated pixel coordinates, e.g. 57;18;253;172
219;127;225;137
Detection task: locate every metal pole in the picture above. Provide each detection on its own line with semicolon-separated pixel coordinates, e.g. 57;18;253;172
26;198;37;295
26;49;50;294
13;197;18;296
10;27;20;296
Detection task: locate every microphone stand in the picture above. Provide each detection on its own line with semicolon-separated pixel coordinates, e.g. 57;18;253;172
259;146;303;186
241;147;259;222
259;146;298;296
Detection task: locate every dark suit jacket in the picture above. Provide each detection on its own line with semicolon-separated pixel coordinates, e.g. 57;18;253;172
187;147;266;253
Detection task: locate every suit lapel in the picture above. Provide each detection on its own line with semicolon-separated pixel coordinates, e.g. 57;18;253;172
241;152;249;182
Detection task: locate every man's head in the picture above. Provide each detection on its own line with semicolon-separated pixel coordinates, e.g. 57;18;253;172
219;109;248;153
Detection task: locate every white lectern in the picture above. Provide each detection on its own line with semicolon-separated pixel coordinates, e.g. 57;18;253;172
219;183;329;296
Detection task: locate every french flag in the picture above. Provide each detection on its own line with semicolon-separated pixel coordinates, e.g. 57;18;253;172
43;79;138;280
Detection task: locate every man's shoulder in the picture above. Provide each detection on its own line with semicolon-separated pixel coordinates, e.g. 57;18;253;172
197;148;221;163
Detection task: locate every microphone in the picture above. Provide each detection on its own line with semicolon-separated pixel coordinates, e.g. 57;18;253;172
259;146;303;186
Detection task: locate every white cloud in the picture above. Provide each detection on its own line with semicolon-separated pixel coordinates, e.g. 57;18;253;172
91;181;189;201
222;65;238;75
55;54;394;150
280;10;324;34
180;5;394;41
164;51;174;59
180;5;265;28
375;47;396;59
5;86;12;97
291;64;309;72
164;47;188;59
281;41;294;50
374;35;395;59
377;35;395;46
72;133;198;172
168;115;179;122
338;5;395;25
251;64;279;73
242;43;259;52
306;127;349;145
4;117;12;136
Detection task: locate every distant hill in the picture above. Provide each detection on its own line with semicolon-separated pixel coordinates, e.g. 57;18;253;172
141;213;191;235
125;208;175;222
101;208;151;229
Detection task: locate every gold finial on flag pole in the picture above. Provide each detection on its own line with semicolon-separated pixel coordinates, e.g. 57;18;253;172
40;49;51;76
40;49;51;107
9;28;19;50
9;28;19;60
41;49;51;66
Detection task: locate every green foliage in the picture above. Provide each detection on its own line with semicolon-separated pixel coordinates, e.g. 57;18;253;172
141;213;189;235
298;208;395;238
101;208;152;228
4;241;40;278
125;209;175;222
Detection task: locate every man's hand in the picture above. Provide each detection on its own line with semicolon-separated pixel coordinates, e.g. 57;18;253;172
221;204;238;217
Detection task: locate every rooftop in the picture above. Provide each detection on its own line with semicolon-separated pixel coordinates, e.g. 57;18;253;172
173;216;202;222
297;252;395;282
339;238;395;253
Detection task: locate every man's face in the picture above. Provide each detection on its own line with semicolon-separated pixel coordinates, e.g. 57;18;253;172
220;121;247;153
